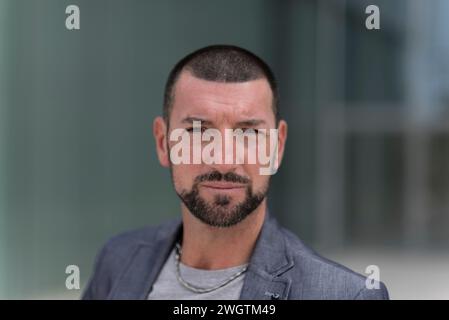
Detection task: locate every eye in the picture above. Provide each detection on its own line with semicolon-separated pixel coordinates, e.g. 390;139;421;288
241;128;259;134
185;127;207;133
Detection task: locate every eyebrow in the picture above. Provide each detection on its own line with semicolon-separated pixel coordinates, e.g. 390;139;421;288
235;119;266;127
180;116;266;127
181;117;213;126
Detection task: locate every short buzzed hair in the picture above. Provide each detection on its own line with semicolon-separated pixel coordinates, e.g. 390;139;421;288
163;45;279;126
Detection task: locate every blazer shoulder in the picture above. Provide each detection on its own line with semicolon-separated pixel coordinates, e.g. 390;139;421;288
280;227;389;300
82;218;180;299
103;217;180;254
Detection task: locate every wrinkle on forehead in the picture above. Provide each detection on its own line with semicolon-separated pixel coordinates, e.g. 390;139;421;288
171;71;274;126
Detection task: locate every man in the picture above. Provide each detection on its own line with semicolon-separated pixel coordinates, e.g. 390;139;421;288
82;45;389;300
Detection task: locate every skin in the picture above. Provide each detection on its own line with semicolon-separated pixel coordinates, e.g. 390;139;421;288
153;70;287;270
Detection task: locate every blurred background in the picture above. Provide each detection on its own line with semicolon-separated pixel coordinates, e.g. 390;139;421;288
1;0;449;299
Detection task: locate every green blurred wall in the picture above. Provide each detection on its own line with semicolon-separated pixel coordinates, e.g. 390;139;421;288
0;0;9;297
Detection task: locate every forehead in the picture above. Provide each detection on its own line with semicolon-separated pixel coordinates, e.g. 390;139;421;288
170;71;274;125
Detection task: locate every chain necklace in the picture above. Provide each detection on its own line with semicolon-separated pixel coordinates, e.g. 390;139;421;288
174;243;248;294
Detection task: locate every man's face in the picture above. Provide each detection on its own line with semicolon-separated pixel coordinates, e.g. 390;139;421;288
153;71;287;227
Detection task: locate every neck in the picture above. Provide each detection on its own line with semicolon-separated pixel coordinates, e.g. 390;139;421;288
179;200;267;270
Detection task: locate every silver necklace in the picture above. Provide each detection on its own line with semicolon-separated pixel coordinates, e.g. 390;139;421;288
174;243;248;294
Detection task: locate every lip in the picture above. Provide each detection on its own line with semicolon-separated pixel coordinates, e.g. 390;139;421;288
200;182;246;190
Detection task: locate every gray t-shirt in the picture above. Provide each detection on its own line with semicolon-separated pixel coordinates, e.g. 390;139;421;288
147;247;248;300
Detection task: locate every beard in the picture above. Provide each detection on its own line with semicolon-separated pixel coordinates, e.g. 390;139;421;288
174;169;268;228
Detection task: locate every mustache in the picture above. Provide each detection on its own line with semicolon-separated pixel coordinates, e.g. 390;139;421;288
194;170;250;184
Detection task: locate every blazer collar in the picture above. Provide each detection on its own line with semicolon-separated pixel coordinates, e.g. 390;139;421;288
108;211;294;300
239;212;295;300
107;218;181;299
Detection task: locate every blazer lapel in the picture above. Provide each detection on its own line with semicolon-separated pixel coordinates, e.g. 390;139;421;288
239;213;295;300
107;218;182;299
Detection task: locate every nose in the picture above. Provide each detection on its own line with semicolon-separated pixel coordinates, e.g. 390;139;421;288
204;127;242;172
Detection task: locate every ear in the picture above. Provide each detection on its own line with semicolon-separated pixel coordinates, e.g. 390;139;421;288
276;120;288;168
153;116;170;167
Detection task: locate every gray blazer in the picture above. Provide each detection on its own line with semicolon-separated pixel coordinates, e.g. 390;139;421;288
82;213;389;300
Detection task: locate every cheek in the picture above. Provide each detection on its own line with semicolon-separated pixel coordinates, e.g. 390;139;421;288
251;175;270;194
243;164;265;185
171;164;201;189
